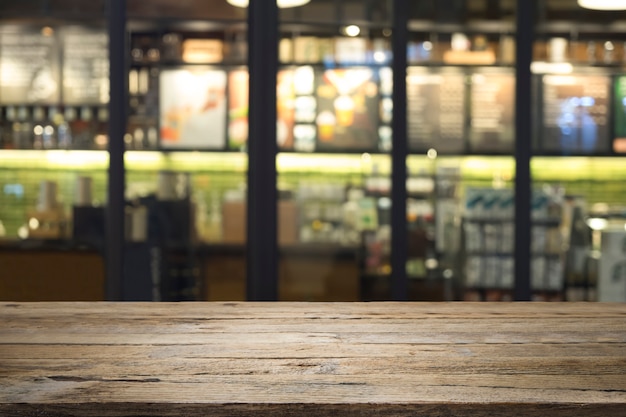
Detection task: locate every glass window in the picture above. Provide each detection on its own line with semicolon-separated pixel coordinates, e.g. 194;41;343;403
277;0;393;301
124;1;248;301
0;3;108;301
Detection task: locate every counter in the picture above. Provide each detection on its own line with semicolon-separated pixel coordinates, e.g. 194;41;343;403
1;302;625;416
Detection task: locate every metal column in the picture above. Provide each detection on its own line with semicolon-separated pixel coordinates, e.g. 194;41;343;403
246;0;279;301
390;0;409;301
105;0;126;301
514;0;533;301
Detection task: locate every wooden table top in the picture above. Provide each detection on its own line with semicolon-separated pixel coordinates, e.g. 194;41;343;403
1;302;625;417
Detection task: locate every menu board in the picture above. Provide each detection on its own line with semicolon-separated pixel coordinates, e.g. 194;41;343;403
62;29;109;104
613;76;626;153
159;68;227;149
469;71;515;152
0;28;59;104
313;67;379;151
293;65;317;152
541;74;609;154
407;67;465;153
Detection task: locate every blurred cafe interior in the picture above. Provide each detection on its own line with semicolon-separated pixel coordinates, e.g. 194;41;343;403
1;0;626;303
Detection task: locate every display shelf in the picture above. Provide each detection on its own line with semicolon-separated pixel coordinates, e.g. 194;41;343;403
463;216;562;226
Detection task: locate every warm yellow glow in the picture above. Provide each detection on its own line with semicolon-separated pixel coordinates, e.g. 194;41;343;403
45;150;109;168
124;151;248;173
587;218;608;231
531;62;574;74
227;0;310;7
28;218;40;230
277;153;390;174
94;134;108;147
578;0;626;10
41;26;54;37
343;25;361;37
124;151;164;167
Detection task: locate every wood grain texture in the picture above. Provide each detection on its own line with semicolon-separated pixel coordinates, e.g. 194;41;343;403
0;302;625;417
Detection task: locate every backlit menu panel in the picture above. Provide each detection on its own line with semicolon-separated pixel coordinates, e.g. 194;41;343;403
469;71;514;153
0;28;59;103
314;67;379;151
407;67;465;153
542;74;609;154
160;68;227;149
62;28;109;104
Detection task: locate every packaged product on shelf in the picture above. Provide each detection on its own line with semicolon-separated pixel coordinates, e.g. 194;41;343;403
125;205;148;242
548;37;568;62
531;256;547;291
501;256;514;288
464;255;482;288
443;33;495;65
483;256;498;288
162;33;182;61
463;222;483;253
16;106;32;149
482;190;500;219
356;197;378;232
547;258;564;292
483;223;500;253
464;187;485;219
279;38;293;63
74;176;93;207
27;180;68;239
531;191;550;220
500;221;514;253
497;189;514;219
182;39;223;63
499;35;515;64
598;230;626;302
531;225;547;254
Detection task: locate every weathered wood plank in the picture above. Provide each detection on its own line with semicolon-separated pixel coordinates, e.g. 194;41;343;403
1;301;624;318
2;342;624;360
2;403;625;417
0;302;625;417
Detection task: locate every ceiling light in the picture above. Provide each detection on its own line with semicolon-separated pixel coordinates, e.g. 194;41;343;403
343;25;361;37
227;0;311;8
578;0;626;10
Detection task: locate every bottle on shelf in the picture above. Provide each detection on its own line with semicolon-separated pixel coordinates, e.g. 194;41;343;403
2;106;17;149
94;107;109;150
32;106;45;149
57;115;72;150
73;106;94;149
16;106;32;149
43;106;59;149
